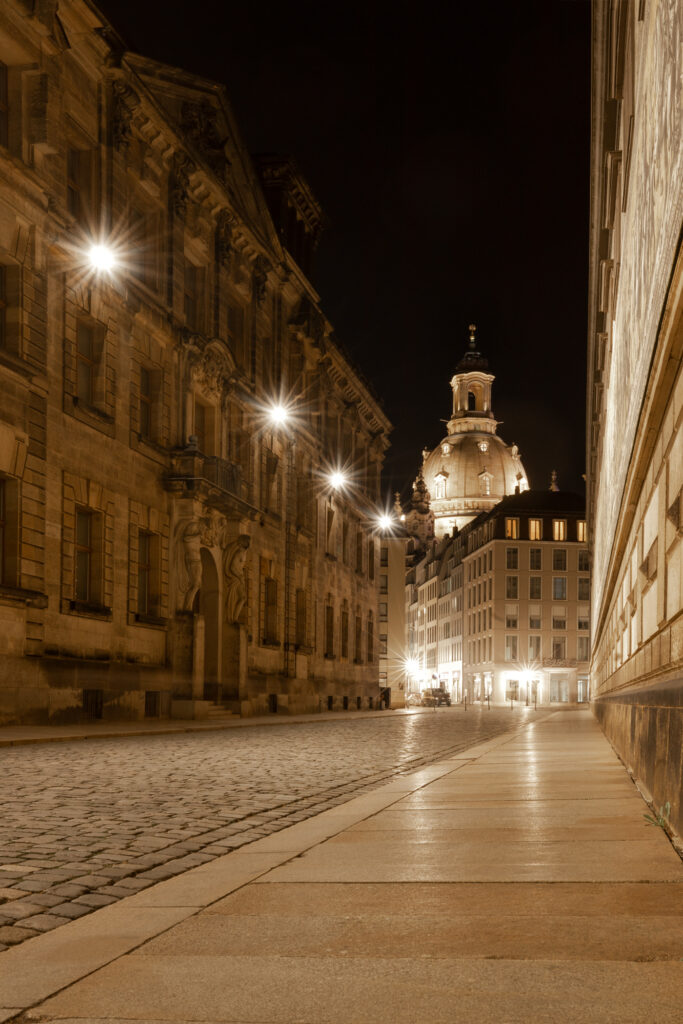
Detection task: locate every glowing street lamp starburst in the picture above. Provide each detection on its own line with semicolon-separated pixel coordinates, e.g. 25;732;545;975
268;404;290;426
329;470;347;490
377;513;393;531
88;244;117;273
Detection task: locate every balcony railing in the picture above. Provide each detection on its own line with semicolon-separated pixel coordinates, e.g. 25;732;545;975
165;451;247;503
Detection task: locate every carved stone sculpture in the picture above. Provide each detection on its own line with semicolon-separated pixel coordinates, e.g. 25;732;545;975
223;534;250;624
176;519;203;611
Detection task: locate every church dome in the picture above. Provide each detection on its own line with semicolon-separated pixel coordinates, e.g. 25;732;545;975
417;325;529;537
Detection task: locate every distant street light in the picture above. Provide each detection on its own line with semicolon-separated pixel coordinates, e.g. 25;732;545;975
377;513;393;531
329;470;347;490
268;404;290;426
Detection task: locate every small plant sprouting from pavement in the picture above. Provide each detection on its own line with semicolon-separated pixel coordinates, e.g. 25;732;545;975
643;801;671;828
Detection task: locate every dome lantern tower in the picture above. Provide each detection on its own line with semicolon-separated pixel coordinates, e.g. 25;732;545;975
418;325;529;538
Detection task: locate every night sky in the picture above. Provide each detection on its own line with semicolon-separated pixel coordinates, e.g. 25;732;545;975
102;0;591;504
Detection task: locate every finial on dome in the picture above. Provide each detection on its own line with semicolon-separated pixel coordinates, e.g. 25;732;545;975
393;491;403;516
468;323;477;349
550;469;560;492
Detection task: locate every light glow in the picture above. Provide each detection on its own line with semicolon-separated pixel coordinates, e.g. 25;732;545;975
377;513;393;531
268;404;290;426
88;244;117;273
329;470;347;490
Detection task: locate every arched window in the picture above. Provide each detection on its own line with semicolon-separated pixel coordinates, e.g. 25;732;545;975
467;391;476;411
434;474;446;499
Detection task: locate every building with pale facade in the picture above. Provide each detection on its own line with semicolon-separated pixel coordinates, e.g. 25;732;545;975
0;0;390;724
588;0;683;834
420;326;529;539
406;490;590;707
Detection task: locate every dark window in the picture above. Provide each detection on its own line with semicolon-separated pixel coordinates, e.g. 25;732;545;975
325;604;334;657
0;265;6;348
355;615;362;662
184;263;199;331
264;577;277;643
145;691;160;717
578;549;590;572
76;321;96;405
75;507;93;602
341;607;349;658
0;61;8;149
83;688;103;720
578;577;590;601
553;548;567;571
366;615;374;663
343;695;349;710
327;695;333;710
0;479;5;584
137;530;154;616
368;539;375;580
268;693;278;714
67;149;92;227
530;547;542;570
139;366;153;439
295;588;306;646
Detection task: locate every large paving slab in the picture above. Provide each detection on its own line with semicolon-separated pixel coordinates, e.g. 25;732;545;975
6;709;683;1023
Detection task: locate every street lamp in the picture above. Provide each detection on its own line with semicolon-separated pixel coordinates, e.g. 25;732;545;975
87;243;117;273
329;469;347;490
267;403;290;427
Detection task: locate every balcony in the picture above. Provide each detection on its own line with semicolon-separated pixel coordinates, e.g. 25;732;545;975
164;449;249;507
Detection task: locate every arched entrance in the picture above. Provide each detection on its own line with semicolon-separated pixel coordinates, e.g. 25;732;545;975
196;548;220;701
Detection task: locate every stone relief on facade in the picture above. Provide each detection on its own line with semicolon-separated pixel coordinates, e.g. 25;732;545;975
176;518;203;611
111;81;139;151
252;255;269;307
170;153;193;214
223;534;251;624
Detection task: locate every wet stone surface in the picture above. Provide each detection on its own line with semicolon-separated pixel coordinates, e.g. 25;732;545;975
0;706;550;950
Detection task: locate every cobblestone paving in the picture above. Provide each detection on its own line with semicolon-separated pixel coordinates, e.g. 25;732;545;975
0;706;551;950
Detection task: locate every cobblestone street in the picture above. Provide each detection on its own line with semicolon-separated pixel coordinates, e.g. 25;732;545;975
0;707;550;951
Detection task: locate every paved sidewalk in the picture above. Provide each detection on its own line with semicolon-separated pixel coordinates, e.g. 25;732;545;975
1;708;682;1023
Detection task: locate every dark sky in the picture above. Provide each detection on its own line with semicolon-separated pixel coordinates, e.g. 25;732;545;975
102;0;591;503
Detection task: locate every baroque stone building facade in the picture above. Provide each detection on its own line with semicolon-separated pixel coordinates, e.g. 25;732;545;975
0;0;390;723
588;0;683;833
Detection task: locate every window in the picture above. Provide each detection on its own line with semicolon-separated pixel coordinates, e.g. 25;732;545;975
367;613;374;663
577;520;587;542
505;517;519;539
379;631;388;655
553;577;567;600
355;614;362;662
184;262;203;332
325;603;334;657
341;605;349;658
0;61;7;149
380;573;388;594
578;605;590;631
295;588;306;646
528;635;541;660
577;636;590;661
130;206;160;291
0;477;12;585
553;519;567;541
505;635;518;661
194;398;216;455
552;606;566;630
227;303;247;368
74;507;102;604
368;538;375;580
506;547;518;570
67;148;93;227
529;518;543;540
0;265;6;349
529;603;542;629
529;576;541;600
505;604;518;629
380;545;388;567
552;636;566;660
578;549;590;571
506;575;518;599
355;530;363;573
578;577;590;601
264;577;278;643
530;547;542;570
552;549;567;571
137;530;160;617
139;366;153;440
434;475;446;499
76;321;97;406
506;678;519;699
379;601;388;619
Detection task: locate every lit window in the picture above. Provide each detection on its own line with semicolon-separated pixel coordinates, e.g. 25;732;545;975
577;520;587;542
553;519;567;541
553;577;567;600
442;443;450;455
528;635;541;660
434;474;446;499
529;518;542;540
552;606;566;630
505;635;518;661
505;604;518;629
505;517;519;539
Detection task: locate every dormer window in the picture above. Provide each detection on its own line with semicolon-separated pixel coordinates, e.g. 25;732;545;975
434;473;447;499
478;440;489;453
442;443;450;455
